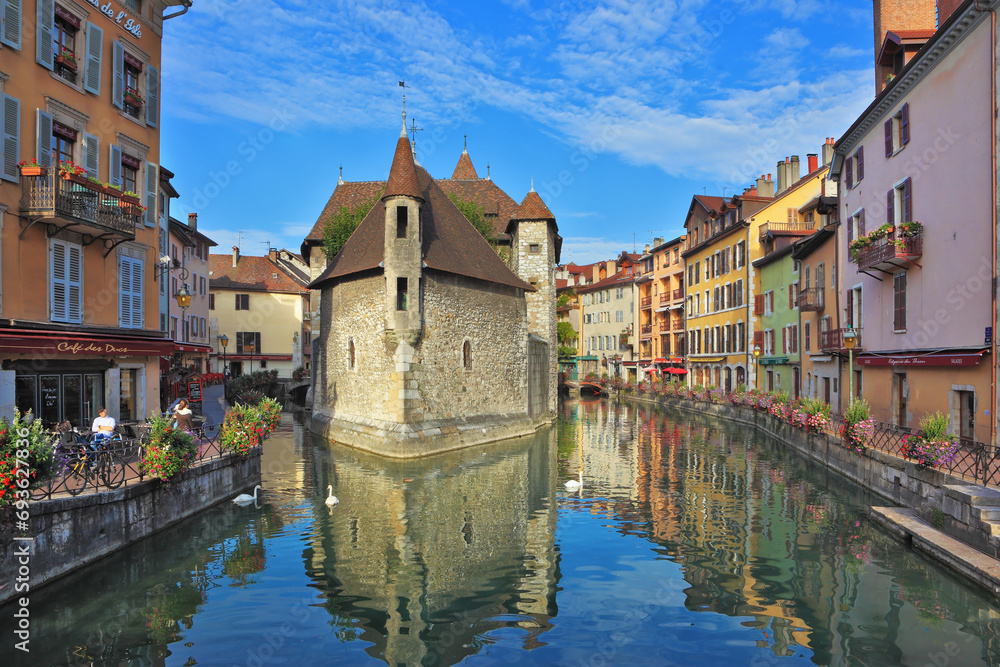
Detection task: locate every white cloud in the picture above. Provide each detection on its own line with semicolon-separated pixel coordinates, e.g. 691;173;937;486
561;237;640;265
828;44;867;59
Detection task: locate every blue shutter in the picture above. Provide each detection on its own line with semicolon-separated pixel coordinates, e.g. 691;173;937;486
0;94;19;182
83;132;99;180
36;0;53;70
112;40;124;109
83;23;103;95
119;257;131;327
109;143;122;186
36;109;52;168
1;0;22;49
145;64;159;127
67;243;82;322
144;161;157;226
51;241;67;321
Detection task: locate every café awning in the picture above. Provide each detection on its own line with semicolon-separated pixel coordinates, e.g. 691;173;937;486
857;350;987;367
0;328;173;357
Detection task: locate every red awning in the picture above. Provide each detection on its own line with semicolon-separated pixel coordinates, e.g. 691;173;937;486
668;368;688;374
0;329;173;357
174;343;213;353
857;351;987;367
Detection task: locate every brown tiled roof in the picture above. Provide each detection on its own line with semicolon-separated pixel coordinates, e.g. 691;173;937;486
452;150;478;179
303;181;385;243
509;189;555;226
577;269;634;294
311;164;534;292
384;127;422;200
693;195;727;212
437;178;518;239
210;254;309;293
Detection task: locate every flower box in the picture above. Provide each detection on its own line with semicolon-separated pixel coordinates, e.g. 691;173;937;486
120;193;141;205
56;54;78;71
19;165;46;177
124;91;144;108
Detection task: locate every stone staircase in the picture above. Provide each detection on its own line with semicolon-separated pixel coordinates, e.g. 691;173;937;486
941;484;1000;559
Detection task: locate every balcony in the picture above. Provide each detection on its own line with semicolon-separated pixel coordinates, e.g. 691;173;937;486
641;324;653;339
797;287;824;311
659;293;671;305
673;288;683;300
641;296;653;309
853;227;923;273
19;171;139;243
759;221;815;241
819;328;863;353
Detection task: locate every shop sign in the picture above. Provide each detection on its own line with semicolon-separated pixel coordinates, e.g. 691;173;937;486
0;333;171;356
83;0;142;38
858;353;985;367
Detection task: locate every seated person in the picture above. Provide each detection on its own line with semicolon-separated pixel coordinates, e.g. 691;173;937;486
91;407;116;442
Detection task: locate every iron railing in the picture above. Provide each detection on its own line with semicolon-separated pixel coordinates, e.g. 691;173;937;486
673;288;683;300
854;228;923;271
797;287;824;311
641;296;653;308
19;172;139;239
759;221;815;240
659;294;670;304
819;327;862;353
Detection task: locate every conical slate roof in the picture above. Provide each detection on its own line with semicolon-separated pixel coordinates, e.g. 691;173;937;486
451;150;478;180
384;124;422;200
511;189;555;221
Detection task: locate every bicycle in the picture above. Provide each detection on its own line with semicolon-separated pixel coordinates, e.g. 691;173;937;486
58;432;129;495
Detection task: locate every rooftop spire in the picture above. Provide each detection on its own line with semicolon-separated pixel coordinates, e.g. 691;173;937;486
338;164;344;186
385;125;422;200
530;177;534;192
451;138;478;179
512;188;555;221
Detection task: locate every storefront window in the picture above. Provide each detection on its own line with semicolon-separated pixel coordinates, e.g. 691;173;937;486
15;377;37;419
63;375;82;428
120;369;138;421
40;376;60;424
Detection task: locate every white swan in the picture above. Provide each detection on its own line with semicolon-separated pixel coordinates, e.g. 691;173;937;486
232;485;262;505
325;485;339;506
564;471;583;491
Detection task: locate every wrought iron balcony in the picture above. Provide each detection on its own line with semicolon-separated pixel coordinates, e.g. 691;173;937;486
19;171;139;242
797;287;824;311
641;296;653;309
659;293;670;304
673;288;683;300
759;221;815;241
641;324;653;338
853;227;923;273
819;328;863;353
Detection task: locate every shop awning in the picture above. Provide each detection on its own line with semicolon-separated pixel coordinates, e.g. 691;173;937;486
857;350;987;367
667;368;688;374
0;329;173;357
174;342;213;354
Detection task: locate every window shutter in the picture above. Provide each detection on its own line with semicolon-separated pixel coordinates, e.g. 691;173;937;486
792;325;798;353
36;109;52;168
1;0;21;49
112;40;124;109
886;189;894;224
884;119;893;157
0;93;19;182
903;178;912;222
860;209;866;236
51;241;67;321
769;291;774;313
754;294;764;316
805;322;811;351
847;216;854;243
788;287;793;310
119;258;132;327
145;161;158;226
846;291;853;328
782;327;787;354
109;143;122;186
894;273;907;331
131;259;143;328
857;147;864;181
83;23;103;95
83;132;99;180
753;330;764;350
36;0;53;70
845;156;853;189
901;103;910;145
145;64;159;127
68;244;82;322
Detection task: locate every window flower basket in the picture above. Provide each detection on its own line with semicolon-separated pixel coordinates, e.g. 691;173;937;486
17;160;46;177
120;191;141;205
124;90;145;108
58;161;87;180
898;221;923;238
56;49;78;71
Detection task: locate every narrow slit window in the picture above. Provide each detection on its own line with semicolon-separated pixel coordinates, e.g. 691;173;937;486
396;206;408;238
463;341;472;370
348;339;356;370
396;277;408;311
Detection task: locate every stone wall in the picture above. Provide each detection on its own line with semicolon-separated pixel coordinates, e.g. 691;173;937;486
513;220;558;416
0;451;261;606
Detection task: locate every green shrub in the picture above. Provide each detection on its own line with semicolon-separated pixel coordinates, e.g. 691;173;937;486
0;410;57;506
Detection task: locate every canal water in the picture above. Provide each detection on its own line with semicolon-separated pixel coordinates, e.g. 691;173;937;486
4;399;1000;666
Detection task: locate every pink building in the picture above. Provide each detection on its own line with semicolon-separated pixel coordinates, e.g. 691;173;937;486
831;0;996;443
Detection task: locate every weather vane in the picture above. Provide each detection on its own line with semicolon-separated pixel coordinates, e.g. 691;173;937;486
409;117;423;152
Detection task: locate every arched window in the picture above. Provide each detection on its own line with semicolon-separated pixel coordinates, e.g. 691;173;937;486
463;340;472;370
348;339;355;370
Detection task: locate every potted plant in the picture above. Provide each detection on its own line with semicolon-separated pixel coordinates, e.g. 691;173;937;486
120;190;142;205
841;398;876;454
124;89;144;108
902;412;960;469
17;159;46;177
58;161;87;182
56;48;77;71
898;221;923;237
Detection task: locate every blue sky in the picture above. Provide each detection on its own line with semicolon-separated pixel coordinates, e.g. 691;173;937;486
159;0;877;265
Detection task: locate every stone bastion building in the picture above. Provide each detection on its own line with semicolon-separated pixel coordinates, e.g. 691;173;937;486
306;124;560;457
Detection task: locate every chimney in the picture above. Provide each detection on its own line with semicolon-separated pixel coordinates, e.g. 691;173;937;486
269;248;278;262
822;138;835;167
756;173;775;198
653;237;663;248
187;212;198;230
807;153;818;174
232;246;239;268
873;0;936;94
790;155;801;184
776;159;787;193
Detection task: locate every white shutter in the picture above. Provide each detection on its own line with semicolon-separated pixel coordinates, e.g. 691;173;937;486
145;64;159;127
83;23;103;95
67;244;82;322
51;241;67;321
111;40;124;109
119;257;131;327
36;109;52;168
36;0;53;70
145;161;157;226
1;0;22;49
83;132;99;180
1;94;19;182
131;258;143;328
109;143;122;187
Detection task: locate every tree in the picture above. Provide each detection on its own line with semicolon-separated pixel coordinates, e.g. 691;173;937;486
448;193;497;247
558;321;577;346
321;192;381;259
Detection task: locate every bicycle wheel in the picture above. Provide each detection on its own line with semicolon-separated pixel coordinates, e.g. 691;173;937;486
101;451;126;490
65;457;88;496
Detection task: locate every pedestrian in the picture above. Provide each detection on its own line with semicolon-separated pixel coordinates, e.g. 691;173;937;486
173;399;194;433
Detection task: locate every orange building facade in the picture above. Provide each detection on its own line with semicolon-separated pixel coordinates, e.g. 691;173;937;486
635;235;687;381
0;0;188;425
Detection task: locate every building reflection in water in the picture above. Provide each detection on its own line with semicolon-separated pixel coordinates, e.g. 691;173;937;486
303;426;560;666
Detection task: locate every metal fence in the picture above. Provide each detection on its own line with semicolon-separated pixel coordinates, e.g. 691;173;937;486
30;421;226;500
